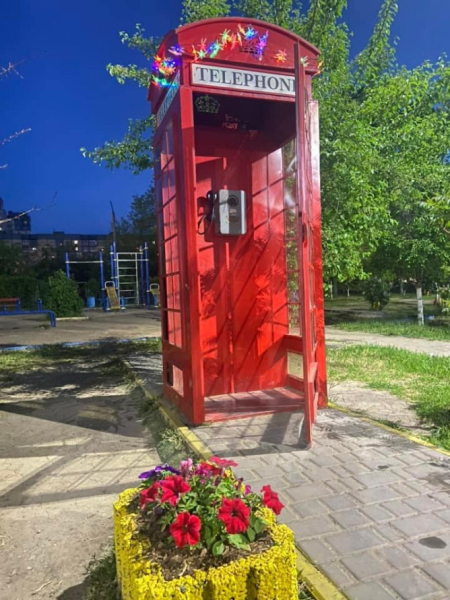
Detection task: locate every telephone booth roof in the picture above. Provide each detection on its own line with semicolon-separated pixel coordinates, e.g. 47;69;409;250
149;17;320;112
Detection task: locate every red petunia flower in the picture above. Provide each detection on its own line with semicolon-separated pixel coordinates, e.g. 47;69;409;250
261;485;284;515
210;456;238;469
169;512;202;548
218;498;250;534
160;475;190;506
140;482;161;510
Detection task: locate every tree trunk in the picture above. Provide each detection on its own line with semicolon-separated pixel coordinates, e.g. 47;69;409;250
332;278;338;298
399;280;404;296
347;287;350;297
416;284;424;326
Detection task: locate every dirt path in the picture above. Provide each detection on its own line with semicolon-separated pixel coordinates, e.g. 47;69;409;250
0;357;160;600
326;327;450;357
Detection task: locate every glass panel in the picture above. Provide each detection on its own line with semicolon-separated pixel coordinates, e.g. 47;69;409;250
288;352;303;378
288;303;301;334
173;311;182;349
172;364;184;396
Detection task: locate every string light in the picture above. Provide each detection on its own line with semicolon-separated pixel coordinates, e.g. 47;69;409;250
275;50;287;64
168;45;185;56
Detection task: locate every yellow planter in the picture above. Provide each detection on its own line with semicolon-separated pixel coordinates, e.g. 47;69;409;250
114;488;298;600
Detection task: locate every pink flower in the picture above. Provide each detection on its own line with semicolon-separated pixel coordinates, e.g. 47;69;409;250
180;458;193;476
209;456;238;468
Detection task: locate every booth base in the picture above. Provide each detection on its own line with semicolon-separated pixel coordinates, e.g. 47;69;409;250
204;387;303;422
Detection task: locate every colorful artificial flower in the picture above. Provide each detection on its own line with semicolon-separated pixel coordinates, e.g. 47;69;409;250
169;512;202;548
139;464;180;480
209;456;238;468
218;498;250;534
160;475;190;506
140;482;161;509
261;485;284;515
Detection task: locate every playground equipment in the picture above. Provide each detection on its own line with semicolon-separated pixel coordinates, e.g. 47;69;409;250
105;281;121;310
65;251;107;310
65;243;157;310
0;298;56;327
110;242;157;308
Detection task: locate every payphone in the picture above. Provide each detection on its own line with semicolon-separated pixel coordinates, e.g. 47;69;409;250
206;189;247;236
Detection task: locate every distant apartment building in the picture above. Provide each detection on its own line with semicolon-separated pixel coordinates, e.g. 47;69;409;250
0;231;111;261
0;197;31;234
0;198;111;262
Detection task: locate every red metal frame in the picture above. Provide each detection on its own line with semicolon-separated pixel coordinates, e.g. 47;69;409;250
149;18;327;443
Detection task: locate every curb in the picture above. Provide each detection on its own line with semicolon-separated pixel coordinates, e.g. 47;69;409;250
328;401;450;459
121;358;212;460
124;357;348;600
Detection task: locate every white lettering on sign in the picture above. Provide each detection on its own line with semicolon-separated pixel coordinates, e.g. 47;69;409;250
156;71;181;127
191;64;295;96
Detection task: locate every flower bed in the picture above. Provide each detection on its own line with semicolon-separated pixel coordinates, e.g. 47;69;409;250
114;457;298;599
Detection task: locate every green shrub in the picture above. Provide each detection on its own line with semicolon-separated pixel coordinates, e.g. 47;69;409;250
85;278;101;298
362;277;391;310
45;270;84;317
0;274;40;308
437;286;450;315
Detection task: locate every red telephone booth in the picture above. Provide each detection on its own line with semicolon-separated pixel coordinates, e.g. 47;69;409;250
149;18;327;446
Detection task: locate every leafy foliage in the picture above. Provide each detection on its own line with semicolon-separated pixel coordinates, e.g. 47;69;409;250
181;0;230;24
362;277;391;310
44;270;84;317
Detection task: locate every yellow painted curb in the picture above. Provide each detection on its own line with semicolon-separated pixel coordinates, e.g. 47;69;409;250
296;549;348;600
121;358;212;460
328;401;450;458
122;357;347;600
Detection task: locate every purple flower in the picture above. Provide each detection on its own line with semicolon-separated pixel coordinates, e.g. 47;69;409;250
244;485;252;495
139;464;180;480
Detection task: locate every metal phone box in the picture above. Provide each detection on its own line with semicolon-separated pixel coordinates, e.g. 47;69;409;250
214;190;246;235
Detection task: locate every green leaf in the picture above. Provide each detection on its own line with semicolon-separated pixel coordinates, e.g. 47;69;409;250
247;526;255;542
227;534;251;552
212;540;225;556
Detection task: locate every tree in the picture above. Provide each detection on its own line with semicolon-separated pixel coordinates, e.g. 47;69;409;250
80;0;400;284
363;60;450;324
45;270;84;317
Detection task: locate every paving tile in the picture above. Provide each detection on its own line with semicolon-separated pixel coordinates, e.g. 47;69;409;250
391;514;448;537
310;454;342;468
276;506;298;525
434;492;450;507
332;510;371;529
422;562;450;589
290;499;330;518
352;485;402;505
300;539;337;564
285;482;332;502
360;505;394;523
290;515;340;539
342;551;391;580
435;509;450;525
281;470;309;485
406;532;450;561
376;545;419;570
306;466;342;482
325;528;385;555
355;470;406;489
384;569;440;599
321;493;358;511
381;500;417;517
404;495;447;513
391;482;419;498
319;561;356;588
345;581;398;600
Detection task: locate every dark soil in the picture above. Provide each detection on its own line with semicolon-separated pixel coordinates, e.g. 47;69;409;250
134;511;274;581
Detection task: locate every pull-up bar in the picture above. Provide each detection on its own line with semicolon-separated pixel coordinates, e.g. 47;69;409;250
65;251;107;310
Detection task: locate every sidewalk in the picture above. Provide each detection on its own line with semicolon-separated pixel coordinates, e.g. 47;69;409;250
0;357;159;599
326;327;450;357
193;411;450;599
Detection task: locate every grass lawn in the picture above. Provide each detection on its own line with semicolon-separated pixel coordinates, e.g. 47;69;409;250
327;344;450;450
331;320;450;341
325;294;450;341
